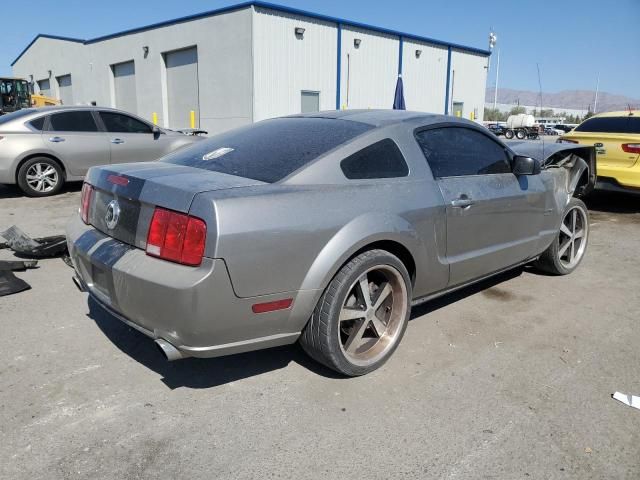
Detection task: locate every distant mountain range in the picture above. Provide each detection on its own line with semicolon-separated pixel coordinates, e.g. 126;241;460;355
485;88;640;112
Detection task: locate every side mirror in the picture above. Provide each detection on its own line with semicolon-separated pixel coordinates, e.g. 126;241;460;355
512;155;541;175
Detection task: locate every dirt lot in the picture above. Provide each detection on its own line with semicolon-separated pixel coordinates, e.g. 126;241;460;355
1;182;639;479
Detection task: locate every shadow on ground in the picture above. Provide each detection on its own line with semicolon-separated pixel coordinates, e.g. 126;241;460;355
584;190;640;214
87;267;528;389
0;181;83;199
87;297;342;389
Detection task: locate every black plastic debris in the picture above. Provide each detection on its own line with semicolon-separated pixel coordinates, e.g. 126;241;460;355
0;226;68;258
0;270;31;297
0;260;38;271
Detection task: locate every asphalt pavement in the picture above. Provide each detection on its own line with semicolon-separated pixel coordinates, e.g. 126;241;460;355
1;182;639;479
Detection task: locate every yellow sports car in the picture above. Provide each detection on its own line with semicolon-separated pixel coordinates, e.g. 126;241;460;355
559;110;640;193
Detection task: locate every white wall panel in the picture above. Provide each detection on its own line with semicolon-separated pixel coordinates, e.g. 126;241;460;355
340;27;399;110
401;40;448;114
253;8;337;121
449;49;489;122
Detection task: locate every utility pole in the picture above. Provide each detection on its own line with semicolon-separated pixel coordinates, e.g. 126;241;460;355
493;49;500;112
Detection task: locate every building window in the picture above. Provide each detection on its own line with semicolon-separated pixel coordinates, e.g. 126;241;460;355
301;91;320;113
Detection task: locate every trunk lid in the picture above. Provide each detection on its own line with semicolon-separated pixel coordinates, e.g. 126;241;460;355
85;162;263;249
563;132;639;169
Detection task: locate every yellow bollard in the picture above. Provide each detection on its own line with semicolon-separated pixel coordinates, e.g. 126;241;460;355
152;112;158;125
190;110;196;129
470;111;475;120
456;111;461;117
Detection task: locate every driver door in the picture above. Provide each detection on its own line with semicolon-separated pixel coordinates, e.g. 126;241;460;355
415;126;546;287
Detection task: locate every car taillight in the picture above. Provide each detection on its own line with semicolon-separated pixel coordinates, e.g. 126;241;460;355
622;143;640;154
80;183;94;224
146;207;207;266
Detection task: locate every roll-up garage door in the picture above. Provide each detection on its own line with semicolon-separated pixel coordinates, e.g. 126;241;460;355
113;61;137;114
57;75;73;105
164;47;199;129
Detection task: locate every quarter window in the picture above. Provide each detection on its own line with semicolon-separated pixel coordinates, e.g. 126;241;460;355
100;112;152;134
341;139;409;180
28;116;46;131
415;127;511;178
48;111;98;132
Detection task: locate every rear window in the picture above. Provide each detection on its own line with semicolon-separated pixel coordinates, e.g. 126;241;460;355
161;118;373;183
0;109;36;125
575;116;640;134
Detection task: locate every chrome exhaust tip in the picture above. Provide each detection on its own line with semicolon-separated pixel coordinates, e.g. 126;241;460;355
72;276;85;292
155;338;184;361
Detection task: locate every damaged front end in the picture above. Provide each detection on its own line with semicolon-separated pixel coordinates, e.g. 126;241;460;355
508;141;596;198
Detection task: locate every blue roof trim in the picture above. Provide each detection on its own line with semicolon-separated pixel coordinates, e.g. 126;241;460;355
12;1;490;66
11;34;85;66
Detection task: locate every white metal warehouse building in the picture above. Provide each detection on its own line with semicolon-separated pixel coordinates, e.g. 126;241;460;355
11;1;491;135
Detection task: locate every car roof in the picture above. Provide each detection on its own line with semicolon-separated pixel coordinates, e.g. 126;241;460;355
286;109;477;128
591;110;638;118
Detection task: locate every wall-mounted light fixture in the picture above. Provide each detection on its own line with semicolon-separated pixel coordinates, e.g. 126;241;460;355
295;27;305;38
29;74;33;82
143;46;149;58
47;70;52;78
415;49;422;58
354;38;362;48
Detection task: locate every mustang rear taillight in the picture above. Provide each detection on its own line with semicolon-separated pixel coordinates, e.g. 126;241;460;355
146;207;207;266
622;143;640;154
80;183;94;224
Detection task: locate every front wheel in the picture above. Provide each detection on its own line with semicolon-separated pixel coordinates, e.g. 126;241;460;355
17;157;64;197
300;250;412;376
534;198;589;275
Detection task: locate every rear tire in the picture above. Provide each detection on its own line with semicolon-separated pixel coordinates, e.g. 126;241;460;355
505;129;514;139
17;157;64;197
535;198;589;275
300;249;412;376
515;129;526;139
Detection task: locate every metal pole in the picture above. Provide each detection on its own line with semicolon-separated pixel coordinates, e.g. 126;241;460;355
593;72;600;113
493;49;500;112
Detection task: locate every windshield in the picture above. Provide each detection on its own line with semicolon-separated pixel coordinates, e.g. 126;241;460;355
161;117;373;183
1;79;31;111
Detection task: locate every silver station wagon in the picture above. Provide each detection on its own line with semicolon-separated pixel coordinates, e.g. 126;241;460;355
67;110;596;376
0;106;203;196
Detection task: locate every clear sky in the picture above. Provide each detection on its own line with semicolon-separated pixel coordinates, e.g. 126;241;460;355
2;0;639;98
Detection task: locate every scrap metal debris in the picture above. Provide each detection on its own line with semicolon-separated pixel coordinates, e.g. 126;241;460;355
0;270;31;297
0;260;38;271
612;392;640;410
0;226;68;258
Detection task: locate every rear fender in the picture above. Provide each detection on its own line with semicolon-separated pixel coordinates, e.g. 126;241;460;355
299;212;422;294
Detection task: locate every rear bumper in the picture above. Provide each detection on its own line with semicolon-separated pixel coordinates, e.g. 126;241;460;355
66;214;312;359
596;163;640;190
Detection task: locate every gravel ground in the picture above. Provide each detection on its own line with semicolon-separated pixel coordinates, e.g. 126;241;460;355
1;182;639;479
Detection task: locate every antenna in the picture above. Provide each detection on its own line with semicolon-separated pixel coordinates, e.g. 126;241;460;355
536;63;545;158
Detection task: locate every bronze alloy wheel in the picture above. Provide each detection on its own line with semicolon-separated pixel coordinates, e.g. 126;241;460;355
557;205;588;270
337;265;408;367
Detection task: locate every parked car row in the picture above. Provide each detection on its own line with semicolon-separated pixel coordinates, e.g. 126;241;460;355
0;106;204;196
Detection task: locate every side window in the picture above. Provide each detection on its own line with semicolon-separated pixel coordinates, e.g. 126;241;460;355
415;127;511;178
340;139;409;180
28;116;46;131
100;112;152;134
48;111;98;132
575;117;630;133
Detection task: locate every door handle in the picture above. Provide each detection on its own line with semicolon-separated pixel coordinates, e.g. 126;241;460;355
111;138;125;144
451;195;474;208
48;136;65;143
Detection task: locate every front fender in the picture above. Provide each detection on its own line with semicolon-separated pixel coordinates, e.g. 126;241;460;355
298;212;424;293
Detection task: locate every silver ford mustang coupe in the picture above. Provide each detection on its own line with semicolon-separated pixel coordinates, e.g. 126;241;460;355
67;110;595;376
